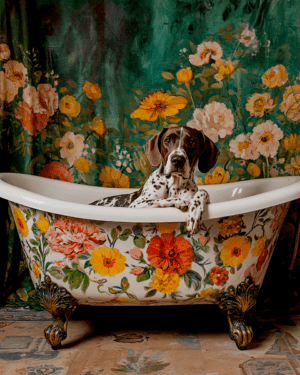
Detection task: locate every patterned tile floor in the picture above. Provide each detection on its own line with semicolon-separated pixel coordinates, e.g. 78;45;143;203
0;304;300;374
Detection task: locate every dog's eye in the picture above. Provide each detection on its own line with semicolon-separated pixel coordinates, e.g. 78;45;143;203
189;138;196;147
164;137;171;144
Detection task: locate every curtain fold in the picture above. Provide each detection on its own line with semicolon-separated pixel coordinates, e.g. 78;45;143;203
0;0;300;312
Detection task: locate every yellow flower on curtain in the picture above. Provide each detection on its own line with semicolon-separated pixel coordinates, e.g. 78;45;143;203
204;167;230;184
247;163;261;177
285;156;300;175
59;95;81;118
90;246;126;276
12;206;28;237
130;91;188;122
176;67;193;83
220;236;251;267
281;134;300;151
149;268;180;293
262;64;288;88
213;59;235;82
279;85;300;122
83;81;102;101
74;157;91;173
36;215;49;233
99;166;130;188
245;93;275;118
90;116;107;136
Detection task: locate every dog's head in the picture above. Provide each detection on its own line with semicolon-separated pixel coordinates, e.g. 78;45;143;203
144;126;219;178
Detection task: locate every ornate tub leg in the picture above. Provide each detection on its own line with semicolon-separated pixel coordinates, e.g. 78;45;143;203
218;277;260;350
36;275;78;350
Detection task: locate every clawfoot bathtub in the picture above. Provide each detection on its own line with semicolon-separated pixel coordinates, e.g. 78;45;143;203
1;172;300;350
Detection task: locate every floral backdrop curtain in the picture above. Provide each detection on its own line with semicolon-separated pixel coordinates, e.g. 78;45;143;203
0;0;299;312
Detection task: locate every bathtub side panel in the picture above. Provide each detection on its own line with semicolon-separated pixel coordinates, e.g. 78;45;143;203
8;200;290;306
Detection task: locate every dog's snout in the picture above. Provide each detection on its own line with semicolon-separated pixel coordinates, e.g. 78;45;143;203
171;155;185;168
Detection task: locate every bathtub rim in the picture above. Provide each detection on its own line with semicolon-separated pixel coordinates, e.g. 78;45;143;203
0;172;300;223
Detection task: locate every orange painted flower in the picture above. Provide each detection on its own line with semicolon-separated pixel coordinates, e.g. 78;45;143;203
245;93;275;118
208;266;229;286
130;91;188;122
83;81;101;101
38;162;74;182
247;163;261;178
146;233;194;274
59;95;81;118
176;67;193;83
149;268;180;293
156;222;178;234
262;64;288;88
217;215;244;237
256;248;268;271
285;156;300;175
281;134;300;151
14;101;49;135
252;236;266;256
130;266;144;276
99;166;130;188
220;236;251;267
213;59;235;82
279;85;300;122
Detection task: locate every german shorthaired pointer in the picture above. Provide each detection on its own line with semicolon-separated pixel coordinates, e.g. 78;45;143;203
91;126;219;234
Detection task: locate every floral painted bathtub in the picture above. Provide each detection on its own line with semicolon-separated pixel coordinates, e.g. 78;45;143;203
2;173;300;351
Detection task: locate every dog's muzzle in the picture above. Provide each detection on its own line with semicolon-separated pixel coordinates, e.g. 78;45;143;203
171;155;186;168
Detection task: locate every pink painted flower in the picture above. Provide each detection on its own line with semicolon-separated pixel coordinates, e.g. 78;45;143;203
129;247;142;260
270;203;289;232
47;217;106;258
199;234;210;246
130;267;144;276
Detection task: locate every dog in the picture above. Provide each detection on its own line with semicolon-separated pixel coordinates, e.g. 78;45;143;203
91;126;219;234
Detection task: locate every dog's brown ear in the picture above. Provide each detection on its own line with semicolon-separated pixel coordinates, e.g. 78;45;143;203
143;128;168;167
198;132;220;173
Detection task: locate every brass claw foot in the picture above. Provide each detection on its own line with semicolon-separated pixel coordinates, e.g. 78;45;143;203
36;275;78;350
218;277;259;350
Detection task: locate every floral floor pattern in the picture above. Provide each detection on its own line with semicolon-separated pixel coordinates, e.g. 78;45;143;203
0;305;300;374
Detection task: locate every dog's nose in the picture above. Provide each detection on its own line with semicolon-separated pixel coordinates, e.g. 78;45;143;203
171;155;185;168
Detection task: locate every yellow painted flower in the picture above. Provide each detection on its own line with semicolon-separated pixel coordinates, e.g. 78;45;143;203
213;59;235;82
12;206;28;237
252;236;266;256
130;91;188;122
262;64;288;88
149;268;180;293
245;93;275;118
281;134;300;151
200;287;215;298
247;163;261;178
90;116;107;136
83;81;102;101
156;222;178;234
99;166;130;188
90;246;126;276
59;95;81;118
279;85;300;122
32;261;41;279
220;236;251;267
217;215;244;237
285;156;300;175
74;157;91;173
204;167;230;184
176;67;193;83
36;215;49;233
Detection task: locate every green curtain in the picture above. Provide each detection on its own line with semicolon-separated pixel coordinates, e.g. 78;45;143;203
0;0;300;311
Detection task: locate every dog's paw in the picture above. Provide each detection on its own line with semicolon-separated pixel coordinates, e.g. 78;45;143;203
175;200;190;212
185;213;202;235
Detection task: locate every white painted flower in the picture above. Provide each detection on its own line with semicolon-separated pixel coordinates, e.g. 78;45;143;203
250;120;283;158
189;41;223;67
3;60;27;87
187;101;235;142
60;132;85;165
0;44;10;60
23;84;58;117
237;26;257;47
0;71;19;103
229;133;259;160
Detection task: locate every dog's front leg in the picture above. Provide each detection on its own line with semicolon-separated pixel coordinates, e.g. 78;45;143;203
186;190;210;235
130;197;190;210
